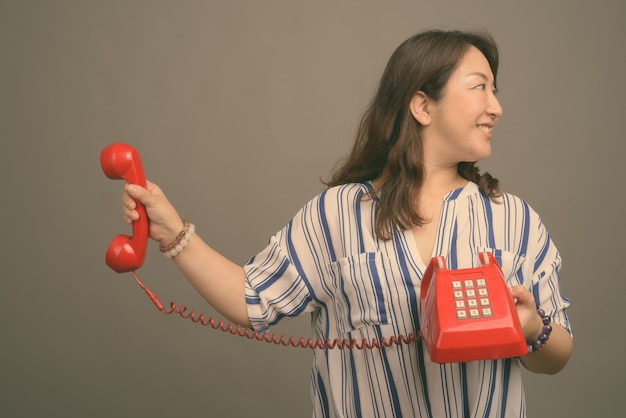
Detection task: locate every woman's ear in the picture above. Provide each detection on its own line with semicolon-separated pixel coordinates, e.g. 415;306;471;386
410;91;431;126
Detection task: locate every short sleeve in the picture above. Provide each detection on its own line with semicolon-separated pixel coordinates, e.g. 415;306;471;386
531;218;573;335
243;191;336;331
244;229;316;331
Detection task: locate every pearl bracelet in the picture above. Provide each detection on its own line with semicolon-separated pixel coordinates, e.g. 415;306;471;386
528;308;552;353
159;220;195;258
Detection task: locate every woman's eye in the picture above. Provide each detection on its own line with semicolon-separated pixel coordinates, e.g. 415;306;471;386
474;84;486;90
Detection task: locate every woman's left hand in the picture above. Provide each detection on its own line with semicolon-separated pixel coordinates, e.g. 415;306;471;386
509;285;543;343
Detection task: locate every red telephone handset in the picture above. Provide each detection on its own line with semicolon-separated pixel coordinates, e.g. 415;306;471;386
100;142;149;273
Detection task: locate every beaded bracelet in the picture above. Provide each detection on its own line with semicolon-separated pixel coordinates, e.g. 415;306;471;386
159;220;195;258
528;308;553;353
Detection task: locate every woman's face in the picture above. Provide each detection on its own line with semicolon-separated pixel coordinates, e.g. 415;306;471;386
423;46;503;167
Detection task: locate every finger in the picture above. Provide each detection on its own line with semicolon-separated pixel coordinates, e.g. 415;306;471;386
122;192;136;210
145;180;162;194
510;286;536;309
509;286;525;306
508;285;527;298
125;183;153;206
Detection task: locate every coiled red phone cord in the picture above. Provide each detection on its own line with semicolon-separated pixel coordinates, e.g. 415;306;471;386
132;272;422;349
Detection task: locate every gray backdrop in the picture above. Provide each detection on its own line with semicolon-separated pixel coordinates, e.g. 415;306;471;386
1;1;624;417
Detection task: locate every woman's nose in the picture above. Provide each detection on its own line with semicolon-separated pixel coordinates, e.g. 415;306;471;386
488;93;503;118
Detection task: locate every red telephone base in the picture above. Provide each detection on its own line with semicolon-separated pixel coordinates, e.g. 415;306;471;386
420;252;527;363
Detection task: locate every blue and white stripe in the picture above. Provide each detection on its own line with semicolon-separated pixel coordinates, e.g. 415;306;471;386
244;182;572;417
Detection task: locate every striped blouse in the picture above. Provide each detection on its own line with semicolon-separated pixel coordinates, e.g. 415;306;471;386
244;182;572;418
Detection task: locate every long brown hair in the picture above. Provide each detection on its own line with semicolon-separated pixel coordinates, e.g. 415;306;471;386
324;29;502;240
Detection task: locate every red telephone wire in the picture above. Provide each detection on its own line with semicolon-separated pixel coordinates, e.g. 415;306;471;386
132;271;422;350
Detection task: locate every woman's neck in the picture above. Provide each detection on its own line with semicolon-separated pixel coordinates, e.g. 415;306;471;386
420;164;467;198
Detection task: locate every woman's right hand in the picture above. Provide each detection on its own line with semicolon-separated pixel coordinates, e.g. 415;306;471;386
124;181;251;327
123;181;185;248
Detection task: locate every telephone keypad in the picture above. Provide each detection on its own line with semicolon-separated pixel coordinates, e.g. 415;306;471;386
452;277;492;320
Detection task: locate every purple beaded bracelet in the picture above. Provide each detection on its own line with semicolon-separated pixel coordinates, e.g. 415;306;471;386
528;308;552;353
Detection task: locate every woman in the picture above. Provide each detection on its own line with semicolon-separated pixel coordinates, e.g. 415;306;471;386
123;29;573;417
